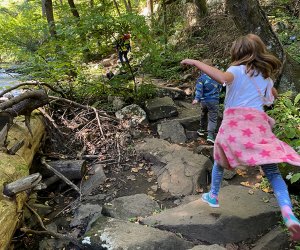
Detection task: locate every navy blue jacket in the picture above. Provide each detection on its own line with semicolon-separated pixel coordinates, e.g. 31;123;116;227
194;73;222;101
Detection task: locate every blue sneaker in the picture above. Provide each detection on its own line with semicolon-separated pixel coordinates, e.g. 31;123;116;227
201;192;219;208
206;135;215;144
283;213;300;241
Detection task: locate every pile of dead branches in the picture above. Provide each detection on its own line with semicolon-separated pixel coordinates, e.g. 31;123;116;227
42;100;136;168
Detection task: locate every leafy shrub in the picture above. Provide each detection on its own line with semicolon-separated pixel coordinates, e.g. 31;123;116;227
267;91;300;183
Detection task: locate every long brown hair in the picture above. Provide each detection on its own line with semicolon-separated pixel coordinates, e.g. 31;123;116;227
230;34;282;78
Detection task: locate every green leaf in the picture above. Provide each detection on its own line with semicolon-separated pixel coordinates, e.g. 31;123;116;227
291;173;300;184
294;93;300;105
284;127;296;139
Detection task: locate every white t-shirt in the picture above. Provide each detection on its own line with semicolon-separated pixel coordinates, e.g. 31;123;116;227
225;65;274;111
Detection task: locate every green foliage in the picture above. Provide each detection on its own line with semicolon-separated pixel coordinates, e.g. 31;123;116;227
267;2;300;63
267;91;300;150
267;92;300;185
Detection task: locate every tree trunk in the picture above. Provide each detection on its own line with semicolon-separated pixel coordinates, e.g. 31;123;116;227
42;0;57;37
225;0;285;63
90;0;94;8
127;0;132;12
162;0;168;45
147;0;154;15
122;0;130;12
113;0;121;16
67;0;80;18
196;0;208;17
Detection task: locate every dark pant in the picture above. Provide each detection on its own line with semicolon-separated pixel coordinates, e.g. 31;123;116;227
200;100;219;138
118;50;129;64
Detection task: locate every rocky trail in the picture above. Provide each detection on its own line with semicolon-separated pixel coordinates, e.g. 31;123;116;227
1;60;297;250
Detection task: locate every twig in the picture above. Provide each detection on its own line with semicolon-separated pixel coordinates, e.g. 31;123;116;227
38;107;67;136
54;198;80;218
20;228;84;249
92;107;105;139
116;141;121;168
25;202;47;230
41;157;81;194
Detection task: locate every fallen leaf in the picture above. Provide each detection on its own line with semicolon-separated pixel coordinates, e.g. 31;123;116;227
240;181;251;187
248;190;254;195
131;167;139;173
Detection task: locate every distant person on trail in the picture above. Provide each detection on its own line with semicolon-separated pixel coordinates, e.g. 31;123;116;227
115;33;131;65
192;59;222;144
181;33;300;241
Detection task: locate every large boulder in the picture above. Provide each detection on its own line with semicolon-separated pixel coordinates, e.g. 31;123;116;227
135;138;212;196
141;185;280;244
144;97;178;121
157;120;187;143
83;217;194;249
115;104;147;125
156;86;186;100
102;194;160;220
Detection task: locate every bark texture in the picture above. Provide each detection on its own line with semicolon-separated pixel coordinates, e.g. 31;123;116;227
226;0;284;62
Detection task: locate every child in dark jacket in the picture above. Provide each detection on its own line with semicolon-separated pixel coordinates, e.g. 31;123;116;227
192;60;222;144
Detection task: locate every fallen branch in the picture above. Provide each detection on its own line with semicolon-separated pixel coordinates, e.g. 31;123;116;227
25;202;47;230
20;228;84;249
0;81;66;98
41;157;81;194
49;95;118;121
3;173;44;197
92;107;105;138
0;89;48;111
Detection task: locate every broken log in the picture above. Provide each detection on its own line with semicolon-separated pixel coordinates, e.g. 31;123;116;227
39;160;87;179
41;157;81;194
0;114;45;249
3;173;44;197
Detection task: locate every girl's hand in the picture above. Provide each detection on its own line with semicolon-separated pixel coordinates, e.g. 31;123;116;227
192;99;199;105
180;59;195;66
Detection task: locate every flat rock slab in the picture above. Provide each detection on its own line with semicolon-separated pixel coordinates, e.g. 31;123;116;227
157;120;187;143
251;226;289;250
135;138;212;196
83;217;193;250
102;193;160;220
189;245;226;250
144;96;178;121
142;185;280;244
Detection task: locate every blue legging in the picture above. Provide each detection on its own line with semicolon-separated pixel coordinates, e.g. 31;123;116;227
210;162;292;209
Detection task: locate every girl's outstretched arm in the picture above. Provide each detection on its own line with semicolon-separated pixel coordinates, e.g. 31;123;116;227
180;59;234;85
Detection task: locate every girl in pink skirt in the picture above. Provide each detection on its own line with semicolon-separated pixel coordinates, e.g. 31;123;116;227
181;34;300;241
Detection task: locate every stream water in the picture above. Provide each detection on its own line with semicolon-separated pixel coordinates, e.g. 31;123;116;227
0;69;22;96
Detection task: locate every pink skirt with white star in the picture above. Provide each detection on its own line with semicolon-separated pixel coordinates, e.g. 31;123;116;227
214;107;300;169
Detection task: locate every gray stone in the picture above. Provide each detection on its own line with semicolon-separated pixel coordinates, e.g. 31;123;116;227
83;217;193;250
251;226;289;250
173;101;201;131
39;239;69;250
141;185;280;244
102;193;159;220
223;169;236;180
82;164;107;196
156;86;186;100
157;120;187;143
189;245;226;250
70;204;102;227
135;138;212;196
112;96;126;110
115;104;147;125
144;97;178;121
